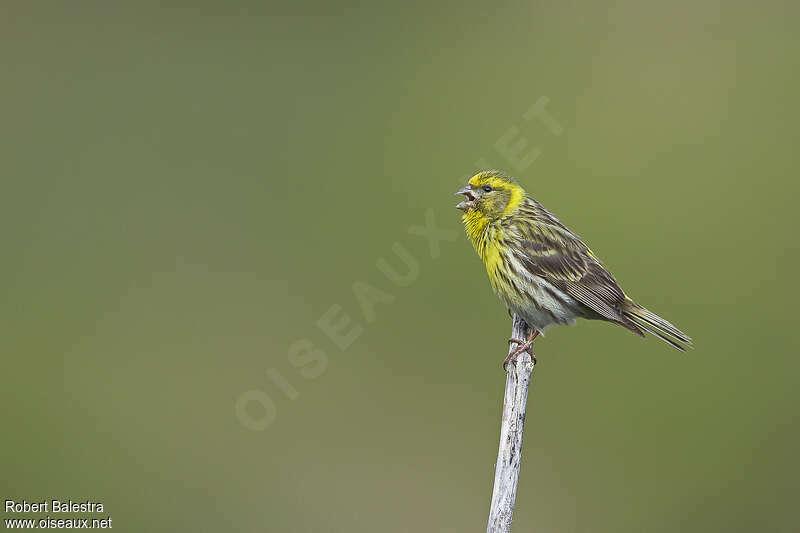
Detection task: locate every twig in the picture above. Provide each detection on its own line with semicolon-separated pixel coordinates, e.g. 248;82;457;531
486;314;536;533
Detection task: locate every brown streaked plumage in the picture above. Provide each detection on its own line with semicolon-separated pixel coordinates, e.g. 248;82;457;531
455;170;692;357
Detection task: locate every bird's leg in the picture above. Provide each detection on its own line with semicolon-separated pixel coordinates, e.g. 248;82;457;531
504;330;539;369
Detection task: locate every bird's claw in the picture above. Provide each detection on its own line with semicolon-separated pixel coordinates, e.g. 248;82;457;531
504;337;537;369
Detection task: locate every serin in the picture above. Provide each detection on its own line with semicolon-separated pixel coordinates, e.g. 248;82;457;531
455;170;692;366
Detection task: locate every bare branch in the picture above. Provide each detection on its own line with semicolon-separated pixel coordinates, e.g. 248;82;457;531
487;315;536;533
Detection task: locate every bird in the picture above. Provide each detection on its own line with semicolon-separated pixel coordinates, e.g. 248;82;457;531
455;170;692;367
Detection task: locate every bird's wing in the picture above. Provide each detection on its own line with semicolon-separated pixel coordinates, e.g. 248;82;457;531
510;226;627;321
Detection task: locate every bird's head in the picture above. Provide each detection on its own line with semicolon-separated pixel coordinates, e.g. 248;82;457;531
455;170;525;222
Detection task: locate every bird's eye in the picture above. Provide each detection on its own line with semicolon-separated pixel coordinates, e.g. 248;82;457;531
483;186;492;192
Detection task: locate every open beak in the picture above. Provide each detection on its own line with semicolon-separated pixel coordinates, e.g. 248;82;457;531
455;186;476;211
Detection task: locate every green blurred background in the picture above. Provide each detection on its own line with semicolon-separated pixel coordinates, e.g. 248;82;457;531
2;2;799;532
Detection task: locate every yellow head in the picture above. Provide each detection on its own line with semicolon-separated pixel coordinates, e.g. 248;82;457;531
455;170;525;221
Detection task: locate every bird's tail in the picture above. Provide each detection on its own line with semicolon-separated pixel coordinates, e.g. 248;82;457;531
622;300;692;351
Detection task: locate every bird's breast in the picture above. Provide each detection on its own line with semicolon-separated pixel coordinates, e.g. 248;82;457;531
481;231;523;304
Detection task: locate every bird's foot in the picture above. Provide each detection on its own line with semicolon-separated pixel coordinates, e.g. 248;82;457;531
504;331;539;369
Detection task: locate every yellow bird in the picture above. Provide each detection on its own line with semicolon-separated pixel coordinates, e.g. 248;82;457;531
455;170;692;366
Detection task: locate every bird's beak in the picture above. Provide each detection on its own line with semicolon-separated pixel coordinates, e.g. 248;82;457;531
455;186;476;211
